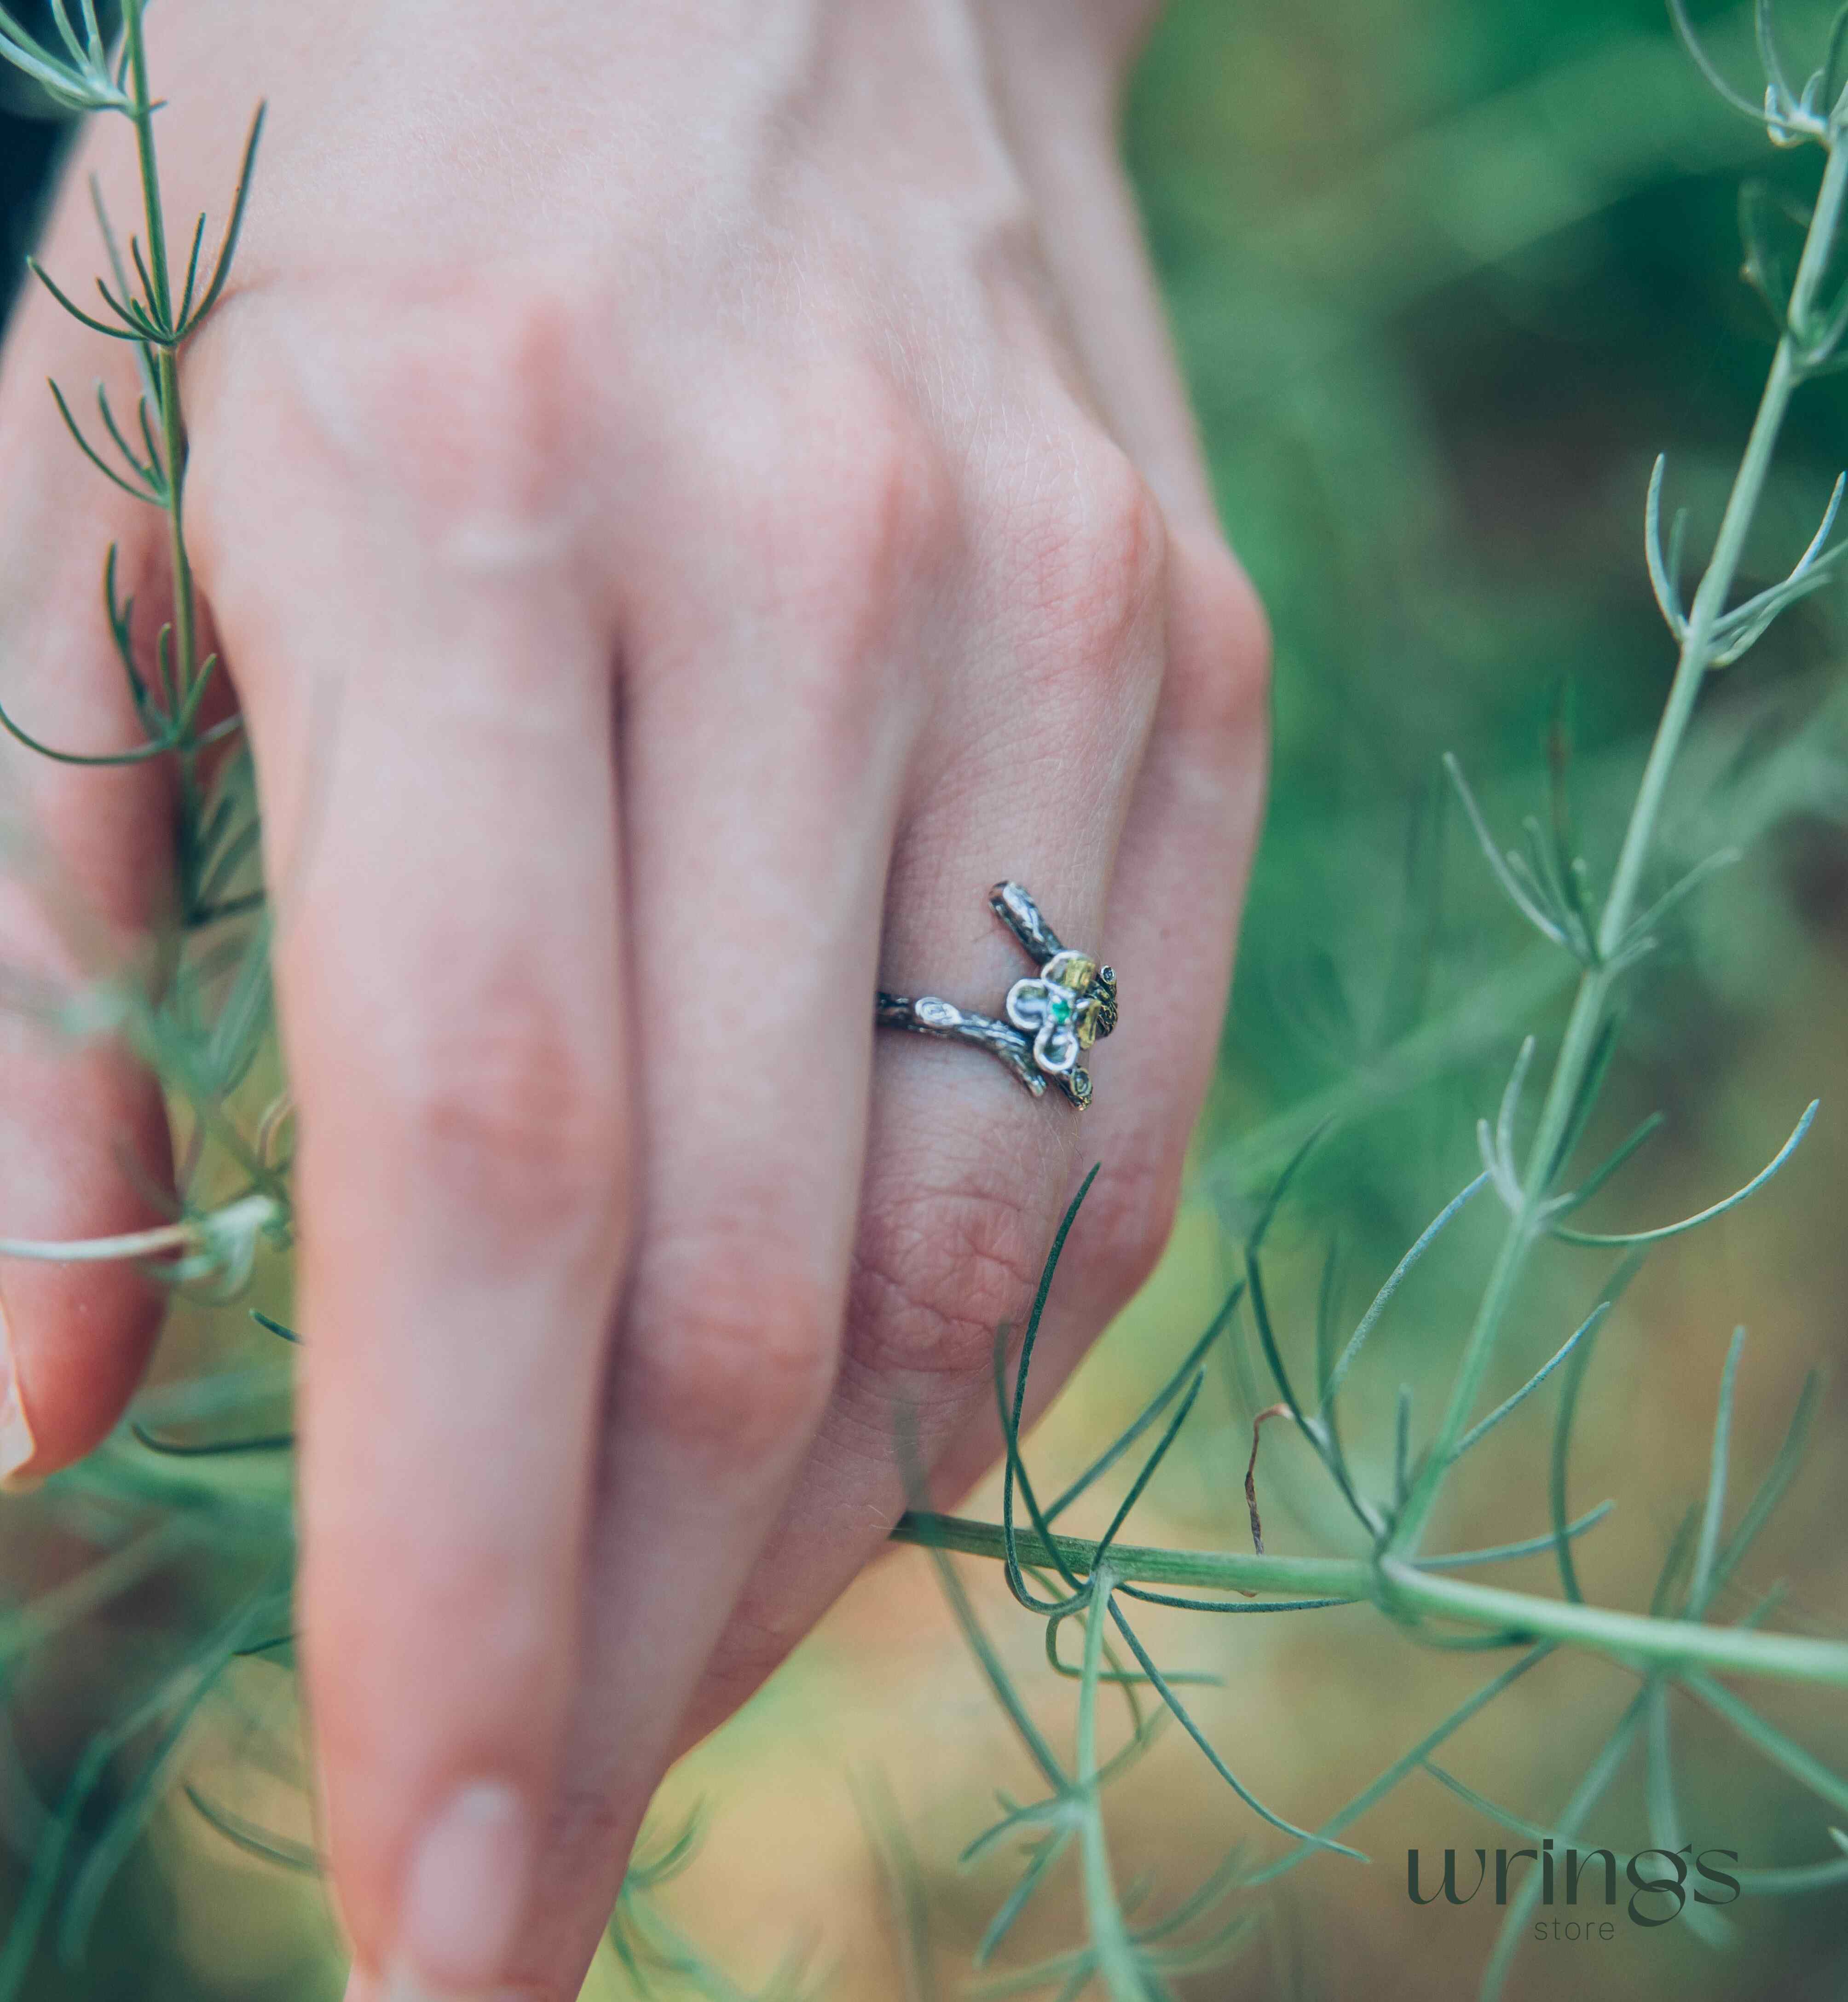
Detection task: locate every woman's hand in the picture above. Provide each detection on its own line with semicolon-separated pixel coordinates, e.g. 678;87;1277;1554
0;3;1267;1996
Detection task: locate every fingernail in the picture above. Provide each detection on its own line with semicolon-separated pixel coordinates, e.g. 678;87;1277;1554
0;1292;36;1488
385;1782;533;2002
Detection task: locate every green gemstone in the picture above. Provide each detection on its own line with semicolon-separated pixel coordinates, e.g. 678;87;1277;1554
1046;987;1074;1025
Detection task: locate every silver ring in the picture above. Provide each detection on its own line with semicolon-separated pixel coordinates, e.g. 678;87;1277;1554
876;882;1117;1110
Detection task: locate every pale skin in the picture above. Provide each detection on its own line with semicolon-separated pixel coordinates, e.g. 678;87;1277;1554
0;3;1268;1998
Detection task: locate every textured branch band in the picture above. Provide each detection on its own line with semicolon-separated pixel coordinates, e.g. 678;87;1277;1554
876;882;1116;1111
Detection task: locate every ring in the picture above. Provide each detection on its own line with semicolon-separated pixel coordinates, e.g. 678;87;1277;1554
875;882;1117;1109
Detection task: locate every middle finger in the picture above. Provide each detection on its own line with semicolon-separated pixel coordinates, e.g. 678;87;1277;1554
505;363;945;1982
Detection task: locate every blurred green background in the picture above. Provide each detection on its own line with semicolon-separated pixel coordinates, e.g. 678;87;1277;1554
4;1;1848;1998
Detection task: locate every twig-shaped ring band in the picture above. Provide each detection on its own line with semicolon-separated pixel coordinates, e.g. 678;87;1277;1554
875;882;1117;1109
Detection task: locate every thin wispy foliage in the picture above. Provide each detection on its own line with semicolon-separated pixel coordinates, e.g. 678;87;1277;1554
0;5;1842;2001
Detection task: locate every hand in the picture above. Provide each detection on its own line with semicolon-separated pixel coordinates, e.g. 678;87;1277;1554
0;3;1267;1996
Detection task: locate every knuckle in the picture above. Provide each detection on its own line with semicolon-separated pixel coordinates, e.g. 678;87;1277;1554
196;269;597;584
687;364;958;660
624;1256;837;1462
1010;429;1169;689
362;278;592;513
847;1156;1177;1405
379;968;624;1246
375;287;583;493
794;377;958;593
848;1174;1045;1390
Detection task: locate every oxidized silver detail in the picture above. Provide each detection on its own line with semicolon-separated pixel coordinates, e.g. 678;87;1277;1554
875;882;1117;1110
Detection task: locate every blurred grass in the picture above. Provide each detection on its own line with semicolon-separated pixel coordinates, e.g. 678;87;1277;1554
6;1;1848;1997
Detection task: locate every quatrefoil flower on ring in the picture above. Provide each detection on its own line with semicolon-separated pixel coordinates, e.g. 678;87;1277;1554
872;883;1116;1110
1006;949;1112;1079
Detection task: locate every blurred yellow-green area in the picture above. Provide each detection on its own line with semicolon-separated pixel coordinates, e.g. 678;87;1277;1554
6;1;1848;1998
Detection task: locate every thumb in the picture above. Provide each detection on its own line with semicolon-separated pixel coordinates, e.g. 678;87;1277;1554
0;289;180;1481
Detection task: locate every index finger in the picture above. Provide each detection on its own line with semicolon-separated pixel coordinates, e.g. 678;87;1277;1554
191;295;629;2002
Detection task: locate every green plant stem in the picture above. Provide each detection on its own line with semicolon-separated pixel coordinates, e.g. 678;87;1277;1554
1390;131;1848;1557
1075;1569;1145;2002
893;1514;1848;1689
895;1512;1355;1597
1377;1559;1848;1689
123;0;169;328
123;0;202;839
155;342;201;818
